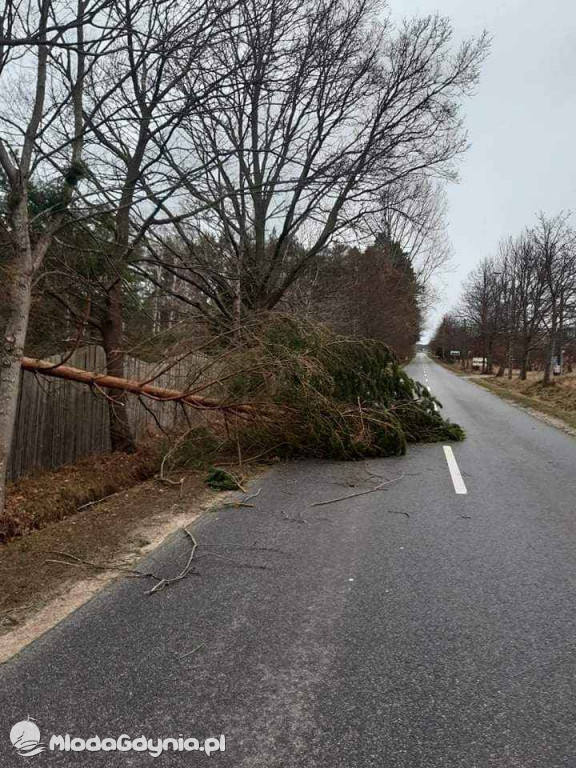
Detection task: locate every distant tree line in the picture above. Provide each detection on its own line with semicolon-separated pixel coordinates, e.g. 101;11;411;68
431;213;576;381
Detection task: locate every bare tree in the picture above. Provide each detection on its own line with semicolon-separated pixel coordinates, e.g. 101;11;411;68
0;0;120;513
531;213;576;385
502;233;546;380
42;0;242;451
460;257;502;373
367;176;452;289
144;1;488;325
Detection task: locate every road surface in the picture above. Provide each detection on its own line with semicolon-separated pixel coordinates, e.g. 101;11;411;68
1;354;576;766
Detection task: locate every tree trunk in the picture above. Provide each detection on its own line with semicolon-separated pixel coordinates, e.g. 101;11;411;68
0;200;34;512
519;345;529;380
486;339;494;375
543;330;555;387
101;281;135;453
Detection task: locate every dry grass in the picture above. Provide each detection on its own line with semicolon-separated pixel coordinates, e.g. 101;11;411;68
470;372;576;430
486;372;576;412
2;438;165;544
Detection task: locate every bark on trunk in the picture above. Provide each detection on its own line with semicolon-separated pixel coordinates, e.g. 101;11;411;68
519;342;530;380
507;336;513;379
543;331;555;387
486;340;494;375
21;357;263;414
101;281;135;453
0;202;33;511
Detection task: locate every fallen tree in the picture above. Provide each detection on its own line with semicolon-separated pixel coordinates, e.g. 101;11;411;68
20;357;260;417
21;317;465;469
168;317;466;466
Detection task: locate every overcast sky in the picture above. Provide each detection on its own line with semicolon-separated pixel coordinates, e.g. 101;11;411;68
389;0;576;341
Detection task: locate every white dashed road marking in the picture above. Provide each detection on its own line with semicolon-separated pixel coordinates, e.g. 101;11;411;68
443;446;467;495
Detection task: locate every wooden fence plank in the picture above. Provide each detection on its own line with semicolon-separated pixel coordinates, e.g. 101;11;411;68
7;346;210;481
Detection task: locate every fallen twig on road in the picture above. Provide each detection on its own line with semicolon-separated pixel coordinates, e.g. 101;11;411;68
388;510;410;519
309;473;404;508
179;642;206;660
44;527;200;596
44;526;278;597
197;551;272;570
222;502;255;508
222;488;262;508
242;488;262;503
146;528;198;595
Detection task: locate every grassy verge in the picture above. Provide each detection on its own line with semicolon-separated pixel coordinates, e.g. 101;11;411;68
2;439;165;544
433;356;576;432
471;378;576;431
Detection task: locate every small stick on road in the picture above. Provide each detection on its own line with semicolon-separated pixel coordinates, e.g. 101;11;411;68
179;642;207;660
146;528;198;595
197;552;272;570
309;473;404;508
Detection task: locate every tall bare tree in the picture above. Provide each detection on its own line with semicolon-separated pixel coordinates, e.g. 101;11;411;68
367;176;452;290
144;1;488;325
532;214;576;385
0;0;120;512
41;0;242;451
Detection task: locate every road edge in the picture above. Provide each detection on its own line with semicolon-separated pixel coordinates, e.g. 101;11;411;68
433;358;576;439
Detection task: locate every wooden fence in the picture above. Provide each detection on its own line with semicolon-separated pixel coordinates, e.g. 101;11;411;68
7;346;210;481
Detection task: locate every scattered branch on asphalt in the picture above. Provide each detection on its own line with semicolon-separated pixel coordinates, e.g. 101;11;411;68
222;502;255;508
196;552;272;570
179;642;207;660
361;465;392;480
44;527;201;596
309;473;405;508
44;523;280;596
223;488;262;507
242;489;262;504
146;528;198;595
388;510;410;519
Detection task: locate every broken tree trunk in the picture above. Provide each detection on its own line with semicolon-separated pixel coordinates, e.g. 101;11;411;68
20;357;261;416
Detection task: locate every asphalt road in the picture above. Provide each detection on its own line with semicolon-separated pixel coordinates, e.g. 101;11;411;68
1;354;576;767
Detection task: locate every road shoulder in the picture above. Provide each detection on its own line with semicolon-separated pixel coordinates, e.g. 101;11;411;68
434;358;576;438
0;467;264;664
